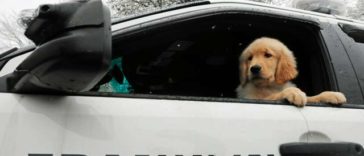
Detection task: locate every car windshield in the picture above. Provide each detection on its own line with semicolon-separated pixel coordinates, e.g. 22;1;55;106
0;0;363;50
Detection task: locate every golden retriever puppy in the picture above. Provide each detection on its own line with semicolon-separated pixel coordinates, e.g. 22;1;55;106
236;37;346;106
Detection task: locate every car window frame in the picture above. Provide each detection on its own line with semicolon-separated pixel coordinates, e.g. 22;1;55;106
105;3;360;106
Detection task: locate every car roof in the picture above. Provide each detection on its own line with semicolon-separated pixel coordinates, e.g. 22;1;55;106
112;0;364;28
209;0;364;26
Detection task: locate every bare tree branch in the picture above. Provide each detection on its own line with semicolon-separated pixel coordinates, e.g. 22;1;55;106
0;11;33;48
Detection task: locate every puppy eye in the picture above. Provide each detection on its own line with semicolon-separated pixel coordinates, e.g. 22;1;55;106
248;56;253;61
264;53;272;58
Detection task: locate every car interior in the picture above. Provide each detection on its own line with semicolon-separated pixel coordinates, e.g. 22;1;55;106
96;13;332;99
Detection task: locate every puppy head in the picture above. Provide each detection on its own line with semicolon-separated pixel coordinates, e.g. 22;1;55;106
239;37;298;86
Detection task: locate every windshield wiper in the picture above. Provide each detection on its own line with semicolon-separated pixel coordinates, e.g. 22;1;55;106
0;46;36;71
0;45;35;62
0;47;18;59
0;47;19;70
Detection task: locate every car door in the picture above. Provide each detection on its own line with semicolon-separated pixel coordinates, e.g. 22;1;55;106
1;94;309;156
0;3;310;156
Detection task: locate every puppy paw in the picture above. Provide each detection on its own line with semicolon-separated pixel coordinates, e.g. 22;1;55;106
317;91;347;105
282;87;307;107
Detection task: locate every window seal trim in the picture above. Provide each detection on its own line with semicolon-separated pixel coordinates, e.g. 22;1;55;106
45;92;364;109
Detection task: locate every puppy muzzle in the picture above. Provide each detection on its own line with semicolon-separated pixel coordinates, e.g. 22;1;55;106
250;65;261;75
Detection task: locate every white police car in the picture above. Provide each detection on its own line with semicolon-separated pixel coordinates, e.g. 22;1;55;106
1;0;364;155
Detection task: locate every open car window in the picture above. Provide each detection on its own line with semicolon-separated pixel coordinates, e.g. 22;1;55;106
93;10;335;103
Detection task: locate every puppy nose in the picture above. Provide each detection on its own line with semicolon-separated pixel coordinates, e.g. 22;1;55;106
250;65;261;74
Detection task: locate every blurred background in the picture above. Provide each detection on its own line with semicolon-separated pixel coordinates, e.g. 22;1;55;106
0;0;363;50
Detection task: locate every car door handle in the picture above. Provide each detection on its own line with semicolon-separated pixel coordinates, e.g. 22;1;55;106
280;142;364;156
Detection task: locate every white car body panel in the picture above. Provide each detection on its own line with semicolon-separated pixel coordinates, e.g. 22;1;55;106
1;93;364;155
1;93;309;156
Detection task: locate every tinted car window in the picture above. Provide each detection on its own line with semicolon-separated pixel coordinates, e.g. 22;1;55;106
338;23;364;99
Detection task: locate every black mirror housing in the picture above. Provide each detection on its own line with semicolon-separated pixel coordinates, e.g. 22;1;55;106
9;0;111;93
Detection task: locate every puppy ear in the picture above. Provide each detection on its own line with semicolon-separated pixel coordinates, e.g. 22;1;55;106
275;47;298;84
239;51;249;86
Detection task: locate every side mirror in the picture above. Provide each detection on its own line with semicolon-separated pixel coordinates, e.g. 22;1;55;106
9;0;111;93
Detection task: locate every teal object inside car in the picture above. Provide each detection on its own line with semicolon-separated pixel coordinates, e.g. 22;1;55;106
99;57;131;93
